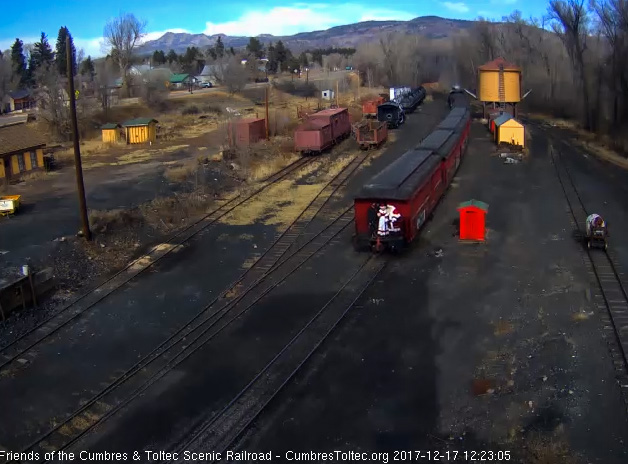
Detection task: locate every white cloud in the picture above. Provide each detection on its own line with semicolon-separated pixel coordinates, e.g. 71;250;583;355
204;4;417;37
443;2;470;13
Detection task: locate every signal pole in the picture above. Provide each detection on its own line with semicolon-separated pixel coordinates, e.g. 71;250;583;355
66;36;91;241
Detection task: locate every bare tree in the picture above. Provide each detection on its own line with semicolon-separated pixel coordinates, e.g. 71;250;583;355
549;0;592;129
139;68;170;110
0;53;14;113
222;57;247;94
35;66;71;140
103;12;146;97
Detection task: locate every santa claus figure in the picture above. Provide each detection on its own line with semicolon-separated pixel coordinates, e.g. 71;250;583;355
377;204;401;236
385;204;401;232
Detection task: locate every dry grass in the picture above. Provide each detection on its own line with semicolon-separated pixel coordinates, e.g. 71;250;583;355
521;434;576;464
164;163;195;183
88;208;143;233
139;192;212;232
219;152;356;228
20;170;48;181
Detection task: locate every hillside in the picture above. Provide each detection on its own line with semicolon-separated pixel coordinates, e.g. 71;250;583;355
138;15;475;54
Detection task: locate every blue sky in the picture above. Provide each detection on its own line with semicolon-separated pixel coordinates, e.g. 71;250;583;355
0;0;549;57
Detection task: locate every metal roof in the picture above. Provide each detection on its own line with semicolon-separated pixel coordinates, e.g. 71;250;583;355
458;199;489;211
356;149;440;201
8;89;32;100
418;130;453;151
311;108;348;117
101;123;120;130
478;57;521;71
122;118;158;127
0;123;46;156
494;114;514;127
169;73;190;83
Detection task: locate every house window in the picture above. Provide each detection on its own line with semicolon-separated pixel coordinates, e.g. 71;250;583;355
30;151;38;168
17;154;25;172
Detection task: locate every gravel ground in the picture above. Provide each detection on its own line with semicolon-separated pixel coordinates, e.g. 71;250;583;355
230;122;628;463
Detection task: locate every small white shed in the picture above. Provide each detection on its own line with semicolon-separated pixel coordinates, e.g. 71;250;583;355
322;89;335;100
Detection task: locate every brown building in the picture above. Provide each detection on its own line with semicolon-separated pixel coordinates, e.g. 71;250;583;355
0;123;47;180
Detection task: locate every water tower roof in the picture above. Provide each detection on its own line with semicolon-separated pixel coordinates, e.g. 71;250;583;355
478;57;521;71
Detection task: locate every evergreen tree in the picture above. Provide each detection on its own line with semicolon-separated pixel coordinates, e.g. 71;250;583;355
55;26;76;76
10;39;28;86
30;32;55;73
80;55;95;79
152;50;166;65
206;46;217;60
299;52;309;69
166;49;178;64
246;37;264;59
267;42;277;73
229;46;236;56
274;41;290;72
215;36;225;58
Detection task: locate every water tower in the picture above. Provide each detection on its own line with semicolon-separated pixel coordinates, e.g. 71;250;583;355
478;57;522;118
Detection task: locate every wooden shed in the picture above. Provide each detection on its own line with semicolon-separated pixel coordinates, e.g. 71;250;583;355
101;123;121;143
121;118;158;145
495;116;525;147
228;118;266;148
458;199;489;241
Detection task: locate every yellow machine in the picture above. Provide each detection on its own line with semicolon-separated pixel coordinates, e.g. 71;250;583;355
0;195;21;215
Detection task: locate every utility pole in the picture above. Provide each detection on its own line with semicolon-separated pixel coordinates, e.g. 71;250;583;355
265;85;270;140
336;80;339;107
66;36;91;241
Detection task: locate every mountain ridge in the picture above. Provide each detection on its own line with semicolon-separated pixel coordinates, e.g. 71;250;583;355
138;15;475;54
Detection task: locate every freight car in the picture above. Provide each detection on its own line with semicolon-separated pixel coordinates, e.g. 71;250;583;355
448;87;469;109
354;120;388;149
377;102;405;129
362;96;386;118
353;106;471;252
399;86;427;113
294;107;351;155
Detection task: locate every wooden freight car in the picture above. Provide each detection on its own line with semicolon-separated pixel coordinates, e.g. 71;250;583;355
294;119;333;155
355;121;388;149
294;108;351;155
362;96;385;118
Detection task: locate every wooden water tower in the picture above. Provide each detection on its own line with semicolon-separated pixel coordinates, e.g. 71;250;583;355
478;57;522;118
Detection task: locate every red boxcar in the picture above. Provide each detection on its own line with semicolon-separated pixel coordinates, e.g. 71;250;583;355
362;96;385;118
294;119;333;154
309;108;351;143
353;106;471;252
355;120;388;149
228;118;266;147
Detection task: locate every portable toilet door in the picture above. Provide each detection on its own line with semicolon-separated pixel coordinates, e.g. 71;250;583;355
458;199;489;241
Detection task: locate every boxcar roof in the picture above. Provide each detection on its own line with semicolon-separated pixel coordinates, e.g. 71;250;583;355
311;108;347;116
356;149;440;200
418;129;453;151
436;115;463;130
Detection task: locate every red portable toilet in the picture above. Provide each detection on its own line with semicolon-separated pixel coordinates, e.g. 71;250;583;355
458;199;489;241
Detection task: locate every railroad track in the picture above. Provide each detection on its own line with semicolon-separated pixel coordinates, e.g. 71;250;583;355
170;255;387;462
13;152;370;462
550;145;628;381
0;156;316;370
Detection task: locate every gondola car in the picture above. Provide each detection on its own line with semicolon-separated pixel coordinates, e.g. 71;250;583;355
399;86;427;113
353;106;471;252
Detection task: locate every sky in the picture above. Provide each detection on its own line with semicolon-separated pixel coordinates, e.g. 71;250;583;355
0;0;550;58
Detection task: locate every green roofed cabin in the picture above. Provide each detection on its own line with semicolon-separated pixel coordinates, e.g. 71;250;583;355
121;118;158;144
169;73;197;89
101;123;122;143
